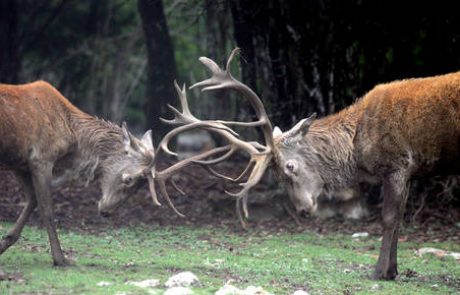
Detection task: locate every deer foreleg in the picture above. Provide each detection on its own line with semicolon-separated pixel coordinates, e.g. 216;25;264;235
30;162;69;266
373;171;409;280
0;172;37;254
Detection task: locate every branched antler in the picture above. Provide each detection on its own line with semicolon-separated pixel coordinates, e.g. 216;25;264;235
152;49;274;227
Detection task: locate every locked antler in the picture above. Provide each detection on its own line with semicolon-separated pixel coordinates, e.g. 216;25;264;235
152;48;274;225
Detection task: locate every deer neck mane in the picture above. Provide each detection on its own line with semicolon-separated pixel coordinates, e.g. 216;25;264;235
304;107;359;190
59;111;124;186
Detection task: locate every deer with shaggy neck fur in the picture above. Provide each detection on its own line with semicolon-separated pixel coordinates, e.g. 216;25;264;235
155;49;460;280
0;81;162;266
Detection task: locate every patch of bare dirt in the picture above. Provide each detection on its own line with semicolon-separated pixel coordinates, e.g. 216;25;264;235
0;268;24;283
1;157;459;242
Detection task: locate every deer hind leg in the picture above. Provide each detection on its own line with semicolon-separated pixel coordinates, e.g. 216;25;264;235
0;172;37;255
373;171;409;280
29;161;69;266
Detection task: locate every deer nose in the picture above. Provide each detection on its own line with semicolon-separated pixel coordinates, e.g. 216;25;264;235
299;209;310;218
99;210;111;218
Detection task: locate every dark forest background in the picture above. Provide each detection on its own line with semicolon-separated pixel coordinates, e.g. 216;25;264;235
1;0;459;218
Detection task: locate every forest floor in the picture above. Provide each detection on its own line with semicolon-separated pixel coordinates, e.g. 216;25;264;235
0;166;459;294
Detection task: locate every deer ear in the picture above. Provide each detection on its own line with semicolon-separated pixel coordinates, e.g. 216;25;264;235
141;130;154;152
273;126;283;138
122;121;141;153
285;113;317;140
297;112;317;136
122;121;131;147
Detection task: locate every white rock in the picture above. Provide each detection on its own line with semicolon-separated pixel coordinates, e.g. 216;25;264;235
243;286;273;295
126;279;160;288
165;272;199;288
164;286;193;295
370;284;380;291
416;247;460;260
351;232;369;238
96;281;112;287
215;284;243;295
292;290;309;295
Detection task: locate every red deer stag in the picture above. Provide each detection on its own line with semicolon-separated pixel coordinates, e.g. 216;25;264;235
0;81;167;266
152;49;460;280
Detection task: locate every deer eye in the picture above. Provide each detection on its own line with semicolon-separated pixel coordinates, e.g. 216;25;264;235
122;174;134;185
286;161;296;173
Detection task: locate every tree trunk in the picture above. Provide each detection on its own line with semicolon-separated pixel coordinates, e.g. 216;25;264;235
138;0;178;142
0;0;20;83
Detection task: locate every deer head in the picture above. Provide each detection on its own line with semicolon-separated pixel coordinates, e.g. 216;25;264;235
151;48;322;223
97;122;160;216
271;113;323;216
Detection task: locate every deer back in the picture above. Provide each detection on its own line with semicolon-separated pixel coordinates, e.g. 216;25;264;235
354;71;460;176
0;81;78;169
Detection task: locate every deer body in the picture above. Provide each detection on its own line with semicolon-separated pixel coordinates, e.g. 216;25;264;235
0;81;158;266
274;71;460;279
354;73;460;178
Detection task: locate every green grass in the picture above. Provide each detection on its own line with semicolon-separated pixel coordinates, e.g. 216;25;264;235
0;222;459;294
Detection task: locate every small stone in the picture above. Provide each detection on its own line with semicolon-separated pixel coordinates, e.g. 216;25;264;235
165;272;199;288
416;248;460;260
215;284;243;295
343;268;352;274
370;284;380;291
96;281;113;287
243;286;273;295
292;290;310;295
164;287;193;295
126;279;160;288
351;232;369;238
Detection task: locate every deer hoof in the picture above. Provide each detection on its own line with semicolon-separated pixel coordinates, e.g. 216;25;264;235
372;268;398;280
53;257;72;267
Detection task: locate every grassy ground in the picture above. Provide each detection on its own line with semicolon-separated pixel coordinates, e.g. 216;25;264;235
0;222;459;294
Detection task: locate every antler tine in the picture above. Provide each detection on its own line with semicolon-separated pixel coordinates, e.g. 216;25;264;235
224;153;273;198
158;121;239;157
176;81;194;117
171;178;185;196
147;171;161;207
225;47;241;71
201;165;236;181
160;81;197;126
236;196;248;229
198;158;255;183
153;145;233;216
157;179;185;217
192;146;237;165
190;48;274;146
229;154;273;225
